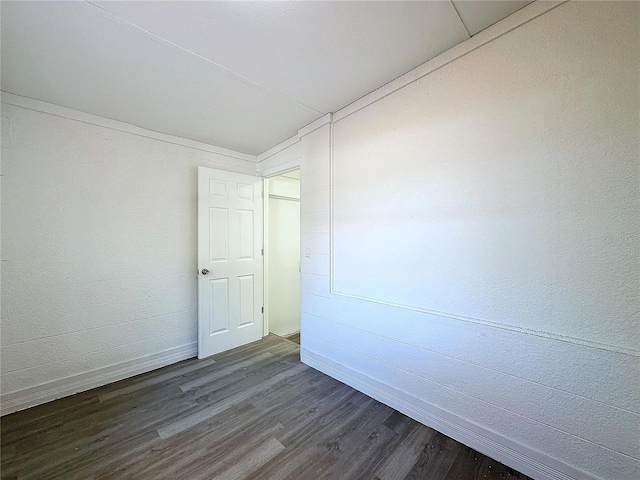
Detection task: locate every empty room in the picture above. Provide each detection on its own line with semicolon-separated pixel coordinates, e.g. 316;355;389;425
1;1;638;479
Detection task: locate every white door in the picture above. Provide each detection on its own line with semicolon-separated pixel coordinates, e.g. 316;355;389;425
198;167;263;358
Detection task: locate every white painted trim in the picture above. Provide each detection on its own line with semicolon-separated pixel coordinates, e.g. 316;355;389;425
269;194;300;202
332;0;567;124
327;129;636;359
260;159;301;178
330;283;640;358
298;113;332;138
0;92;258;163
262;171;302;339
257;135;300;163
263;178;271;337
0;343;197;416
301;348;596;480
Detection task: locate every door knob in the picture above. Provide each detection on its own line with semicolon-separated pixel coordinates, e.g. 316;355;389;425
201;268;209;275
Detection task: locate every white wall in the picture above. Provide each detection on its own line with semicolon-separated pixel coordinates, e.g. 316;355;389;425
0;96;256;414
268;175;300;337
256;136;301;177
299;2;639;480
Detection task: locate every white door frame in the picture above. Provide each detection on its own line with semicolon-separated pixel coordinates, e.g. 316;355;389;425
260;165;301;337
197;167;264;358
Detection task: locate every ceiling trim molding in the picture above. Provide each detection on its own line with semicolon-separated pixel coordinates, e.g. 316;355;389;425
1;91;257;162
298;113;332;139
257;135;300;163
260;159;301;179
333;0;567;124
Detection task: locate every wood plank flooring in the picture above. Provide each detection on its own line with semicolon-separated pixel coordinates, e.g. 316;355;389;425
285;332;300;344
1;335;531;480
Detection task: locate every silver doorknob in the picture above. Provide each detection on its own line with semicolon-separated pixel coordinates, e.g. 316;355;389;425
201;268;209;275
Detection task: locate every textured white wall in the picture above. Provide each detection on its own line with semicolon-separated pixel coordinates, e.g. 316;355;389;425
0;101;256;412
268;175;300;337
299;2;639;480
332;1;638;354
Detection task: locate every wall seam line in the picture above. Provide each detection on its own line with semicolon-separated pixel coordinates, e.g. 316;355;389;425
2;309;196;347
1;329;197;376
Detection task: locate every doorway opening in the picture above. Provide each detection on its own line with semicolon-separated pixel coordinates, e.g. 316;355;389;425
264;169;300;344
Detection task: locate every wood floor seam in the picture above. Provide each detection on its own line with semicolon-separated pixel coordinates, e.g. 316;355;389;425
1;335;532;480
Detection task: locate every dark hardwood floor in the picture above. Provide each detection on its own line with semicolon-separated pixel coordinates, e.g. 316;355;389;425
1;335;531;479
285;332;300;345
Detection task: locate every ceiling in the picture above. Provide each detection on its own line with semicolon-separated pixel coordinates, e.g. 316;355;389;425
1;1;531;156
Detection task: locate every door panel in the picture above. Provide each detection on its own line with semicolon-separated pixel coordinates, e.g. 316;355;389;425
238;210;254;260
209;208;229;262
238;275;255;327
209;278;229;335
198;167;263;358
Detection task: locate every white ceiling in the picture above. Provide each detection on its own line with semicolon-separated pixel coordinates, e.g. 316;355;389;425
1;1;531;156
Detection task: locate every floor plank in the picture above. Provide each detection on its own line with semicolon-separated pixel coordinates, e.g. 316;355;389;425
375;423;437;480
1;335;532;480
285;332;300;344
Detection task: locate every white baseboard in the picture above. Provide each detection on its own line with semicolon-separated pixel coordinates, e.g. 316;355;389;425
1;343;197;416
301;347;594;480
